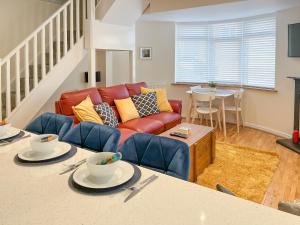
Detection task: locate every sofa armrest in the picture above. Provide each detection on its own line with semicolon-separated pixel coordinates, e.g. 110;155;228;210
55;101;62;114
169;99;182;115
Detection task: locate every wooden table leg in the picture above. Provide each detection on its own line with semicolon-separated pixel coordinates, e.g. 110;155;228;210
221;98;227;138
187;94;193;123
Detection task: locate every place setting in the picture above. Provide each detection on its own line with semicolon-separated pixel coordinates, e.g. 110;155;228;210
0;120;29;146
15;134;77;165
65;152;158;200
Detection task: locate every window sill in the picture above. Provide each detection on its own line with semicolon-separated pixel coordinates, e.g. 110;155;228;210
171;82;278;92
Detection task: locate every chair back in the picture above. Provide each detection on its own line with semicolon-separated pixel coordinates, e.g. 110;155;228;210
234;88;244;100
216;184;236;196
120;133;190;180
190;85;202;92
62;122;120;152
192;92;215;103
233;89;244;107
25;112;73;140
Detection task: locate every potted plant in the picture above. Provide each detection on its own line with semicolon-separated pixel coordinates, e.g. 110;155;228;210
208;81;217;92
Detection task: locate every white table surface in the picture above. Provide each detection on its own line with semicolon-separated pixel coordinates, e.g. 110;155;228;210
186;88;236;97
0;130;300;225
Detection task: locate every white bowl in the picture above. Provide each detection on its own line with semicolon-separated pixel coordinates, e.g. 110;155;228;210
30;134;58;155
0;124;11;137
86;152;119;183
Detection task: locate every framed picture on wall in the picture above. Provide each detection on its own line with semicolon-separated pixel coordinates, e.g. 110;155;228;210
140;47;152;60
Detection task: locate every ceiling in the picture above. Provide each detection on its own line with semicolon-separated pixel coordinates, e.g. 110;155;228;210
141;0;300;22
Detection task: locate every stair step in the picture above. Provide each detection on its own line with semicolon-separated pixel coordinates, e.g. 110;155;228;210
1;36;78;119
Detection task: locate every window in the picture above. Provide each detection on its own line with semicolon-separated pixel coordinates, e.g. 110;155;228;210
175;16;276;89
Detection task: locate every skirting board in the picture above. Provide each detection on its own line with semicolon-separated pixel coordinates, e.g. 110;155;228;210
240;122;290;138
182;116;291;138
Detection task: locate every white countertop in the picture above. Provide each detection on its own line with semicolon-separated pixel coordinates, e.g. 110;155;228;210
0;131;300;225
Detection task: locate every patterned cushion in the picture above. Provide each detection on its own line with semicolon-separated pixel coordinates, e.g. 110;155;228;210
94;103;119;128
131;93;160;117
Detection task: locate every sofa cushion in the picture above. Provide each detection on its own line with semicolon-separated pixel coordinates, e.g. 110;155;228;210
114;98;140;123
98;85;130;106
125;82;147;96
118;128;137;147
146;112;181;130
94;103;119;128
111;106;121;122
119;118;164;134
72;96;103;124
141;87;173;112
60;88;102;116
131;93;160;117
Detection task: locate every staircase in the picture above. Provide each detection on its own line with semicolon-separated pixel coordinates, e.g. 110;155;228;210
0;0;148;128
0;0;86;126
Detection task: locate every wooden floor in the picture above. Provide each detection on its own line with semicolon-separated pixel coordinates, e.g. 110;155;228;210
215;123;300;208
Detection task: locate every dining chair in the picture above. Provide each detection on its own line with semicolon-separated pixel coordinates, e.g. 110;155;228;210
278;200;300;216
190;85;202;92
224;89;244;133
191;92;222;129
25;112;73;140
62;122;121;152
120;133;190;180
216;184;236;196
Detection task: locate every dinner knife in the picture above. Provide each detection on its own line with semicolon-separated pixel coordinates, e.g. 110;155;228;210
59;159;86;175
124;175;158;203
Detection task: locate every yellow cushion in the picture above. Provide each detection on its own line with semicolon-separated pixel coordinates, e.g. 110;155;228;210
114;98;140;123
72;96;103;124
141;87;173;112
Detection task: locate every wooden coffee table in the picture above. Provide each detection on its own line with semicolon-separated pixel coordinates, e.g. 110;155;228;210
160;123;216;182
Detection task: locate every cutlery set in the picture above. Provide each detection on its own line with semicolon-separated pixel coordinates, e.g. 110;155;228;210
0;134;31;146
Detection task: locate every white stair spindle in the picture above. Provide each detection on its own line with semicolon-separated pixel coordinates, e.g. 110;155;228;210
63;7;68;56
41;27;46;79
0;59;2;120
81;0;87;36
24;43;30;96
15;51;20;106
76;0;80;41
49;20;54;69
33;34;38;88
56;14;61;63
70;1;74;47
6;60;11;117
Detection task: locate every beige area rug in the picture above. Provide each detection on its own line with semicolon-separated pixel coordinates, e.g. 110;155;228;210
197;142;279;203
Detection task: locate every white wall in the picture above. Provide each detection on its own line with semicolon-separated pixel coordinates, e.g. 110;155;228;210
111;51;131;85
36;49;128;114
135;7;300;137
0;0;61;58
36;55;89;115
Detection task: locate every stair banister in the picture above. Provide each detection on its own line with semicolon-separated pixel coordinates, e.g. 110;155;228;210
0;0;86;120
0;58;2;119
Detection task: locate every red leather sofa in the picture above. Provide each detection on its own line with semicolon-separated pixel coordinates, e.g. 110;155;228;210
55;82;182;145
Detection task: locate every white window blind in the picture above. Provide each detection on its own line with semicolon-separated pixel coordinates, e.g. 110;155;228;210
175;17;276;88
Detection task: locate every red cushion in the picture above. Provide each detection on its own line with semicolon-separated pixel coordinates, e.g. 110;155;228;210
59;88;102;116
119;128;137;146
125;82;147;96
98;85;130;106
146;112;182;130
119;118;164;134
